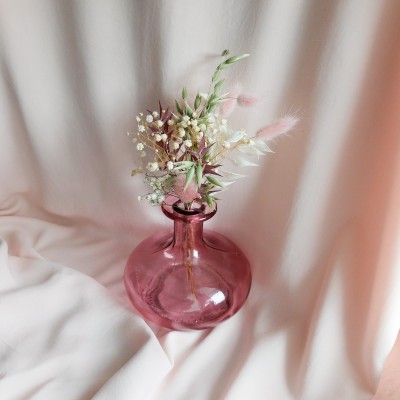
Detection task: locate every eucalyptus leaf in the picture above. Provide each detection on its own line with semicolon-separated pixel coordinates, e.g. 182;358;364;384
196;163;203;187
194;93;201;110
206;176;224;188
252;139;273;153
182;86;188;100
184;165;195;191
175;100;183;115
228;156;259;167
205;194;215;209
184;101;193;117
237;145;265;155
219;170;247;181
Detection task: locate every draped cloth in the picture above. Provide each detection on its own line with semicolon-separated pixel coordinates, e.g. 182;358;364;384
1;1;399;399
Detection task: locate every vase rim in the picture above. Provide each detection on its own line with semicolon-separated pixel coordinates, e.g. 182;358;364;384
161;199;217;222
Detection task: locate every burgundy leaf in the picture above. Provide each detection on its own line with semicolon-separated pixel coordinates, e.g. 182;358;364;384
198;136;206;153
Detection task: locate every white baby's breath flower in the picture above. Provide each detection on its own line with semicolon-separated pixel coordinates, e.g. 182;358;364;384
172;142;180;150
152;111;159;118
178;128;186;137
199;123;206;131
167;119;175;126
184;140;193;148
136;143;144;151
146;115;154;123
166;161;174;170
191;119;198;127
147;162;159;172
136;116;141;122
195;133;203;142
154;134;162;142
182;115;190;122
156;120;163;127
161;133;168;142
138;125;145;132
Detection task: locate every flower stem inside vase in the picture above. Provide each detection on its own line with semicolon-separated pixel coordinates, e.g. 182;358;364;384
172;201;207;299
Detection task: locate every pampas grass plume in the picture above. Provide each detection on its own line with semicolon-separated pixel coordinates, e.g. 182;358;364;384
237;94;260;107
256;115;299;140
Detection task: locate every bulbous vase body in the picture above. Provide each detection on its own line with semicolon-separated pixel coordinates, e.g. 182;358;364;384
124;201;251;330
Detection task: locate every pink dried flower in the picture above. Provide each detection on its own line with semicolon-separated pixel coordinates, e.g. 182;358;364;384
173;175;200;203
256;115;299;140
237;94;260;107
219;86;241;116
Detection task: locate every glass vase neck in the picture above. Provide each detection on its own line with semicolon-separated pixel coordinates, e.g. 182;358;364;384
161;201;217;248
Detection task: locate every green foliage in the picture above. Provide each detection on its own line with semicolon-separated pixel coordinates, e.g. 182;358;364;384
175;50;249;123
206;176;224;188
184;165;195;191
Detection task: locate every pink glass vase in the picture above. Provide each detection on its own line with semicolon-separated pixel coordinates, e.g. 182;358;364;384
124;200;252;330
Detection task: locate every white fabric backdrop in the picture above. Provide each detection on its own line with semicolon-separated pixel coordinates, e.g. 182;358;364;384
1;1;399;399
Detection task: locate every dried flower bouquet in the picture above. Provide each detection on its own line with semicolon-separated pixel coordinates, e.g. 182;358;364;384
128;50;298;210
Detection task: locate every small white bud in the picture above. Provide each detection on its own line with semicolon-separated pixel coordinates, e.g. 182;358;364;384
155;134;162;142
147;162;159;172
156;120;163;127
166;161;174;170
172;142;180;150
138;125;145;132
152;111;159;118
161;133;168;142
146;115;153;123
167;119;175;126
136;143;144;151
178;127;186;137
184;140;193;148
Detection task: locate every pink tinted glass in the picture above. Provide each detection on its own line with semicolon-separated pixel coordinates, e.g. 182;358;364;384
124;201;252;330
